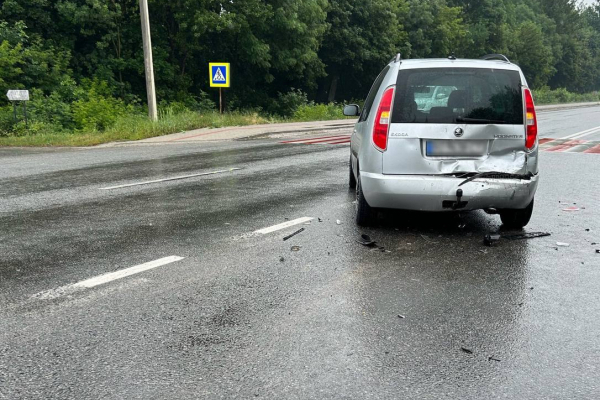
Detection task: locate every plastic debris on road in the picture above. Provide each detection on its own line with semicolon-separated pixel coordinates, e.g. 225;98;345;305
483;234;501;246
356;234;388;252
502;232;551;240
420;234;439;243
562;206;580;211
290;246;301;252
336;220;342;225
283;227;305;241
556;242;570;247
461;347;473;354
356;234;376;246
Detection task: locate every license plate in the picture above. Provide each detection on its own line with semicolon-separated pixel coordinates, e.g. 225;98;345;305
426;140;487;157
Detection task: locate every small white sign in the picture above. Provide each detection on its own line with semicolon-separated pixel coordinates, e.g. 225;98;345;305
6;90;29;101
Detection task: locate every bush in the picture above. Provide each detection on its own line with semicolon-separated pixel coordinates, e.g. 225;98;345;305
28;89;74;130
274;88;309;117
0;105;17;136
71;80;132;131
292;102;345;121
533;88;599;105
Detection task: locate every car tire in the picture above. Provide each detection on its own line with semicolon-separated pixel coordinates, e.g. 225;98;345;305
356;174;375;226
349;156;357;189
500;199;534;229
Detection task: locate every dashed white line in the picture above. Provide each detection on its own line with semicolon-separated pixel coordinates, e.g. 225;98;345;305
254;217;314;234
32;256;184;300
99;168;241;190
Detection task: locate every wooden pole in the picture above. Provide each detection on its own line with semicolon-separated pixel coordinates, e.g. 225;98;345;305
139;0;157;121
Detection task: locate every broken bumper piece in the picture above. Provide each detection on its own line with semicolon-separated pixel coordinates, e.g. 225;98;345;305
360;172;538;212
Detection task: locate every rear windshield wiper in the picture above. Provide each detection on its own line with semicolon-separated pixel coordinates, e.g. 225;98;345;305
456;117;505;124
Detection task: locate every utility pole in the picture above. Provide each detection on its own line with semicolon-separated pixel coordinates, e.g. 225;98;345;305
139;0;157;121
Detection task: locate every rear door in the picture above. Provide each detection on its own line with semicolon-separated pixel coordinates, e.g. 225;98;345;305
384;66;528;175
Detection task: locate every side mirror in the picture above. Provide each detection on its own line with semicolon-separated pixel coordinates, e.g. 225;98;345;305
343;104;361;117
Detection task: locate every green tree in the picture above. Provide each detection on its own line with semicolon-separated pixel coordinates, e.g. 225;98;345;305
318;0;408;102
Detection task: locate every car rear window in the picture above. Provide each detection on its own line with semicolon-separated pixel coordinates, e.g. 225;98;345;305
391;68;524;125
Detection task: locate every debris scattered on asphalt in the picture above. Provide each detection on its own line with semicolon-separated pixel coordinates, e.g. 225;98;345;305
336;219;342;225
596;249;600;254
420;234;438;243
356;234;388;252
279;256;285;262
461;347;473;354
357;234;376;246
483;234;501;246
488;356;501;362
562;206;580;211
458;224;466;229
529;287;534;290
290;246;301;252
585;228;590;231
518;303;524;307
556;242;570;247
318;218;323;222
502;232;551;240
397;315;405;319
283;228;305;241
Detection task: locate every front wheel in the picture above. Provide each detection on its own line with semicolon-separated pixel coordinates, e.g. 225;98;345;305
499;199;534;229
356;175;376;226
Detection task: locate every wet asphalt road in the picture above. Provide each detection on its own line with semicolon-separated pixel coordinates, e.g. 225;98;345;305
1;107;599;399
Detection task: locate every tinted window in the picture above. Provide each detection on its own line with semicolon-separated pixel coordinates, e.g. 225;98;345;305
359;66;390;122
391;68;523;124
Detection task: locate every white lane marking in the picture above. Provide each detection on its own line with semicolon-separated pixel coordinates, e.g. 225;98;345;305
32;256;184;300
560;125;600;140
99;168;241;190
254;217;314;234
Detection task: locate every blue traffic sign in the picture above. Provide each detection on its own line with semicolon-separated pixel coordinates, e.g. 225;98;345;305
209;63;230;88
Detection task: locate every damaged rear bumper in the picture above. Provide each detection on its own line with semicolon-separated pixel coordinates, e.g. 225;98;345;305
360;172;538;211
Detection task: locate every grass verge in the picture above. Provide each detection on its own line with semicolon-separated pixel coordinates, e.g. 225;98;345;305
0;111;274;147
3;88;599;147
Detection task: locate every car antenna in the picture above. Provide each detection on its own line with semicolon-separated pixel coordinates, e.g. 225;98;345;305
448;52;457;60
395;53;402;63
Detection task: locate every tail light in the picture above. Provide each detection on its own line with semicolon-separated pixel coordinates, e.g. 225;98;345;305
373;86;395;151
524;88;537;149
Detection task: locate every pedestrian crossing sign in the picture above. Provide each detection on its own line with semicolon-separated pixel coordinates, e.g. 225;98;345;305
209;63;230;87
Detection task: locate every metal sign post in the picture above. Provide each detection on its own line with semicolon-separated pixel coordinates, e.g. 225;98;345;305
7;90;30;127
209;63;230;114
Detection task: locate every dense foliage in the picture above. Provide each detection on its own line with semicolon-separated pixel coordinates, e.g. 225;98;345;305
1;0;600;136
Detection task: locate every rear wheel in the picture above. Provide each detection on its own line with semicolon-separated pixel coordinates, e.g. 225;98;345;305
356;175;376;226
500;199;534;229
349;156;356;189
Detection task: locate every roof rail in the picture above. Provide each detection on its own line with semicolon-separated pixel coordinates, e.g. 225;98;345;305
388;53;402;64
481;54;510;62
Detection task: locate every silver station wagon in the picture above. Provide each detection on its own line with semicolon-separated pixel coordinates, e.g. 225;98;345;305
344;54;539;227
